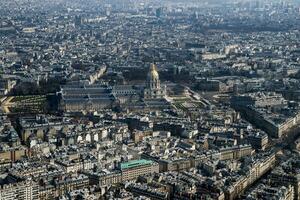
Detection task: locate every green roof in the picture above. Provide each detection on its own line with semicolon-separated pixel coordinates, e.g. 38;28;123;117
120;159;153;170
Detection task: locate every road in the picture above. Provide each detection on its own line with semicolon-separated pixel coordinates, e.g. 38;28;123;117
0;96;13;113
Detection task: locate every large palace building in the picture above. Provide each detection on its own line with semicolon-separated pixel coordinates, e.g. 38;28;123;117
59;64;170;112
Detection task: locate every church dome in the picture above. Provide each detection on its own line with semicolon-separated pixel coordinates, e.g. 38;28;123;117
149;63;159;80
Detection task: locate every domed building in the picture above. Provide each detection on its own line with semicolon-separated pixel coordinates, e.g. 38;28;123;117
60;63;170;112
144;63;167;99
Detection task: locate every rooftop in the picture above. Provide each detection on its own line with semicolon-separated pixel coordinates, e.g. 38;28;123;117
120;159;153;170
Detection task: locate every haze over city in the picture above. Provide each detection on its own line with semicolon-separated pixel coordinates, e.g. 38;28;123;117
0;0;299;200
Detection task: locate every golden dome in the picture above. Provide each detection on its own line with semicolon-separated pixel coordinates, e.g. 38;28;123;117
149;63;159;79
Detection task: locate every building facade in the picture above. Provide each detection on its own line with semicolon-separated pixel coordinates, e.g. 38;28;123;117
119;159;159;181
60;63;169;112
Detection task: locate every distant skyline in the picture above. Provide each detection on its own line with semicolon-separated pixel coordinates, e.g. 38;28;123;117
0;0;299;199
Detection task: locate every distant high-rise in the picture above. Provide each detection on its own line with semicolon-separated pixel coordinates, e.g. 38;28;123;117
74;16;82;28
156;8;163;18
105;4;112;16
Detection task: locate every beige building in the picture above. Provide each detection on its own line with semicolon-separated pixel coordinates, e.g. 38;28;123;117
119;159;159;181
225;152;277;200
219;145;254;161
0;176;39;200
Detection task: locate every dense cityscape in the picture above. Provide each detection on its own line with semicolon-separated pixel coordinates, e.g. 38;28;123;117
0;0;300;199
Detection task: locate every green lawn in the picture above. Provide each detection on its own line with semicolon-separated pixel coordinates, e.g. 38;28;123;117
11;95;46;103
8;95;47;113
